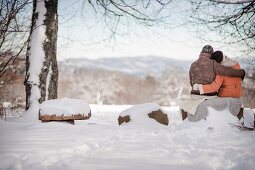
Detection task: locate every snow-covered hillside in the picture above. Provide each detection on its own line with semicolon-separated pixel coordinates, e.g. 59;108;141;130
0;105;254;170
60;56;192;78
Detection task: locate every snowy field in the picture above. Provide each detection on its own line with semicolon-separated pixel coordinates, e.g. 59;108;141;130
0;105;255;170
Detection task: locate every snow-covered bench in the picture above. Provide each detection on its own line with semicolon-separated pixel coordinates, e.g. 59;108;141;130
39;98;91;124
118;103;169;126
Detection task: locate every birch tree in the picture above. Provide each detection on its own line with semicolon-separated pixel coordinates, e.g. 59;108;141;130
24;0;58;120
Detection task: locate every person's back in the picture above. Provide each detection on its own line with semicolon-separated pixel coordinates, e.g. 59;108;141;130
190;52;216;85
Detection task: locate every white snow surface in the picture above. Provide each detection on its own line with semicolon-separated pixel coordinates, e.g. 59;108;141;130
119;103;167;126
40;98;91;116
0;105;255;170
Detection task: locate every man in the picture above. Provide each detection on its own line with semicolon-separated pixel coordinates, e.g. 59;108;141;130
181;45;245;120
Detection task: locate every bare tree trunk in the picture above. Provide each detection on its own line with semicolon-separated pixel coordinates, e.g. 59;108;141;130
25;0;58;112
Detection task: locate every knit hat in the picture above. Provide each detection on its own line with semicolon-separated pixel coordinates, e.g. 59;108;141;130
211;51;223;63
201;45;214;54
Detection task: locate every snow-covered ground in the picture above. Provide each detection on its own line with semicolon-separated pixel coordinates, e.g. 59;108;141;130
0;105;254;170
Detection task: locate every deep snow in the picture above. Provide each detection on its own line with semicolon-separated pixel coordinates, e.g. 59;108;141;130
0;105;254;170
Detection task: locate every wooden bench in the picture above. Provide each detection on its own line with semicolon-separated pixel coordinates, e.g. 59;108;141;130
39;112;91;124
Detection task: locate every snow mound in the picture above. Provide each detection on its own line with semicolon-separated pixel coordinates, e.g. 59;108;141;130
1;105;255;170
203;107;239;131
118;103;168;126
39;98;91;116
243;108;255;129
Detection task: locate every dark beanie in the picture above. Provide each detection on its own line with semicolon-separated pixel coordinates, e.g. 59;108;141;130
201;45;214;54
211;51;223;63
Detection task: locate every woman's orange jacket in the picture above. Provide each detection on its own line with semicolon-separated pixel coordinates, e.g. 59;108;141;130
202;63;242;97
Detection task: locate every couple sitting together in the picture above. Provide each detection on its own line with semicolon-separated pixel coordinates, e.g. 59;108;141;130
180;45;251;126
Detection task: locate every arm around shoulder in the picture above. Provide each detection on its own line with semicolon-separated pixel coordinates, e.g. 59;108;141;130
202;75;223;94
213;61;244;78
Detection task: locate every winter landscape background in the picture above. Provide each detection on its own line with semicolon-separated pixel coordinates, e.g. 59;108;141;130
2;55;254;117
58;56;192;106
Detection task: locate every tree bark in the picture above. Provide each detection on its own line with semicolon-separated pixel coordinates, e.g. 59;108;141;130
25;0;58;110
41;0;58;102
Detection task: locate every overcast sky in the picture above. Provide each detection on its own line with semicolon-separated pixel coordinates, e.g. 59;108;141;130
57;0;241;61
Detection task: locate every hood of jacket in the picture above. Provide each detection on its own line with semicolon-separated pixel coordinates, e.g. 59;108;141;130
199;52;211;58
221;56;238;67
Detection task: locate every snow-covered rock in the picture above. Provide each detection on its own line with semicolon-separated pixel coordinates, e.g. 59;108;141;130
39;98;91;121
118;103;169;126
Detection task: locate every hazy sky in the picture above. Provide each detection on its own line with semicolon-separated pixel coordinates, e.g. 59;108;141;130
57;0;241;61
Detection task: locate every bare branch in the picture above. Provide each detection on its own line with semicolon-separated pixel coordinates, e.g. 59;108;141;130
187;0;255;54
211;0;254;4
